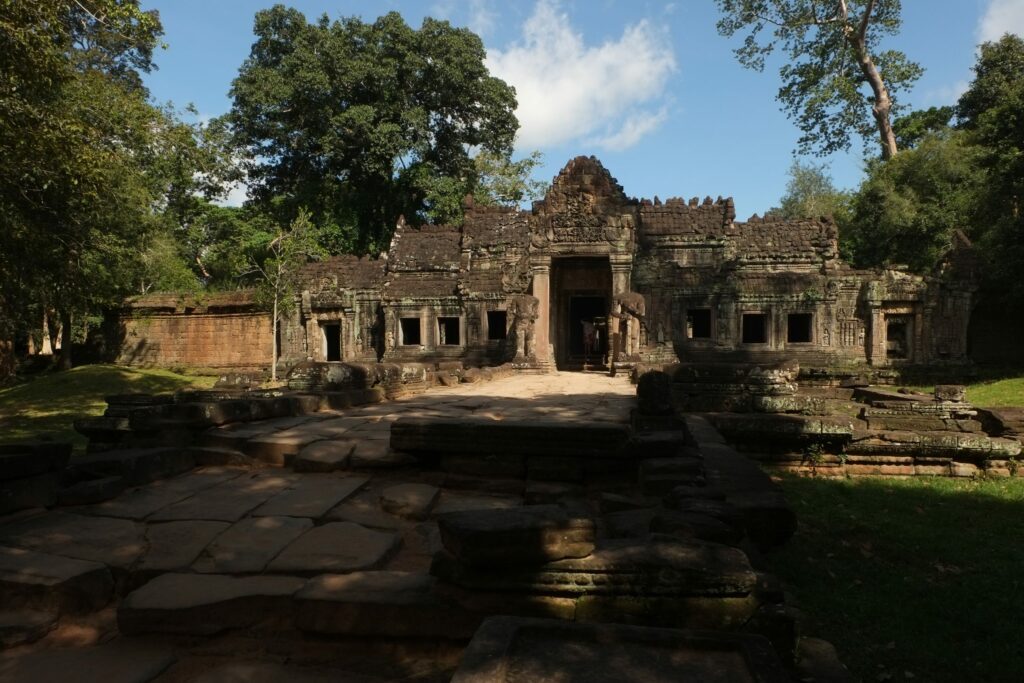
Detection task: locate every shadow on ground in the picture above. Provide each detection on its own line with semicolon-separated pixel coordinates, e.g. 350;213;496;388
768;474;1024;683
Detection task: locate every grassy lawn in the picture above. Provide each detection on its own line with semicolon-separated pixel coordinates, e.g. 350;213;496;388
908;372;1024;408
771;474;1024;683
0;364;216;451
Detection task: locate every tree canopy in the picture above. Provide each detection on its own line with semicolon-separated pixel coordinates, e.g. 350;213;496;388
715;0;921;159
226;5;519;255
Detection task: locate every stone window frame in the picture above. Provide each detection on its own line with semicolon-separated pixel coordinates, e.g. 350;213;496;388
740;310;771;345
785;312;814;345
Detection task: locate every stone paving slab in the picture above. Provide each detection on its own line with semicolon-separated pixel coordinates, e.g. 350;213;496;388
0;545;113;614
138;520;231;573
292;440;356;472
350;440;417;469
188;661;381;683
0;640;177;683
252;475;367;518
80;468;244;520
0;511;145;568
267;522;399;575
193;516;312;574
326;499;407;531
119;573;305;635
244;433;325;466
149;473;297;523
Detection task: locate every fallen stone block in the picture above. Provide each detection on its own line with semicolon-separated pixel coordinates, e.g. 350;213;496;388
245;433;325;466
0;472;61;515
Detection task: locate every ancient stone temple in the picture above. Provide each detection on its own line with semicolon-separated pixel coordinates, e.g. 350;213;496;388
117;156;976;375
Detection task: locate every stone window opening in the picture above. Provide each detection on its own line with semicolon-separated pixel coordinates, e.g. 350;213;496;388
787;313;813;344
400;317;421;346
886;318;909;359
687;309;712;339
742;313;769;344
321;322;342;361
487;310;507;340
438;317;461;346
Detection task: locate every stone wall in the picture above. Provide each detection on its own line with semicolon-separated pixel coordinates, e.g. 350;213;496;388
117;292;272;370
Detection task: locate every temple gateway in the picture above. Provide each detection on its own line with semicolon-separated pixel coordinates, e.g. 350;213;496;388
118;156;976;375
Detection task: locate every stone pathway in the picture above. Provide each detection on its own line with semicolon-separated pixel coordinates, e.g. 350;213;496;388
0;373;638;682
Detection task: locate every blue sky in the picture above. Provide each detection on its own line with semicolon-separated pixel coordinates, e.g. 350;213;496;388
141;0;1024;217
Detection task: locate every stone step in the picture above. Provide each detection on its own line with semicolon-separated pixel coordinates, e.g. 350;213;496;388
0;639;177;683
294;571;480;639
71;447;195;486
118;573;305;635
0;545;113;614
0;608;57;647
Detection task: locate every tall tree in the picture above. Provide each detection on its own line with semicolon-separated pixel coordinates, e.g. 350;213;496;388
844;130;985;272
956;34;1024;307
238;210;325;381
715;0;922;159
226;6;519;255
0;1;166;369
771;159;852;221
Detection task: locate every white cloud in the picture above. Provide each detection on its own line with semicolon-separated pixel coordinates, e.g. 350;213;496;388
468;0;497;37
977;0;1024;43
590;107;669;151
486;0;677;151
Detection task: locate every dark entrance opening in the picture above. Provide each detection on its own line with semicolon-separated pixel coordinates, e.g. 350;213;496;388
787;313;813;343
551;256;612;369
568;296;608;359
322;322;342;361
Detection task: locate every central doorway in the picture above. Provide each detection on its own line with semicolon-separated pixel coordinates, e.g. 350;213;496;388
551;256;612;370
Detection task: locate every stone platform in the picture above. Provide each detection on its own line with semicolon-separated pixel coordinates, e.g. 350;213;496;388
0;372;838;682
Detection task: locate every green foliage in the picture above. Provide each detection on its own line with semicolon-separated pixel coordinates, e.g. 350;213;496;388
715;0;921;159
844;130;986;271
956;34;1024;308
226;6;519;254
772;159;853;221
893;105;954;149
473;150;549;208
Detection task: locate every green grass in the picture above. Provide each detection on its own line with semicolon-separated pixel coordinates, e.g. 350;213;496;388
770;474;1024;683
908;373;1024;407
0;364;216;450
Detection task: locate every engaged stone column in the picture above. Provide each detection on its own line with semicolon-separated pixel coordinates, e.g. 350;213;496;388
610;257;631;297
531;262;552;365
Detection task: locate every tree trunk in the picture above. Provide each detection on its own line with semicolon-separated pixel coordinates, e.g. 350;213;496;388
58;310;73;370
41;309;53;355
848;35;899;160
